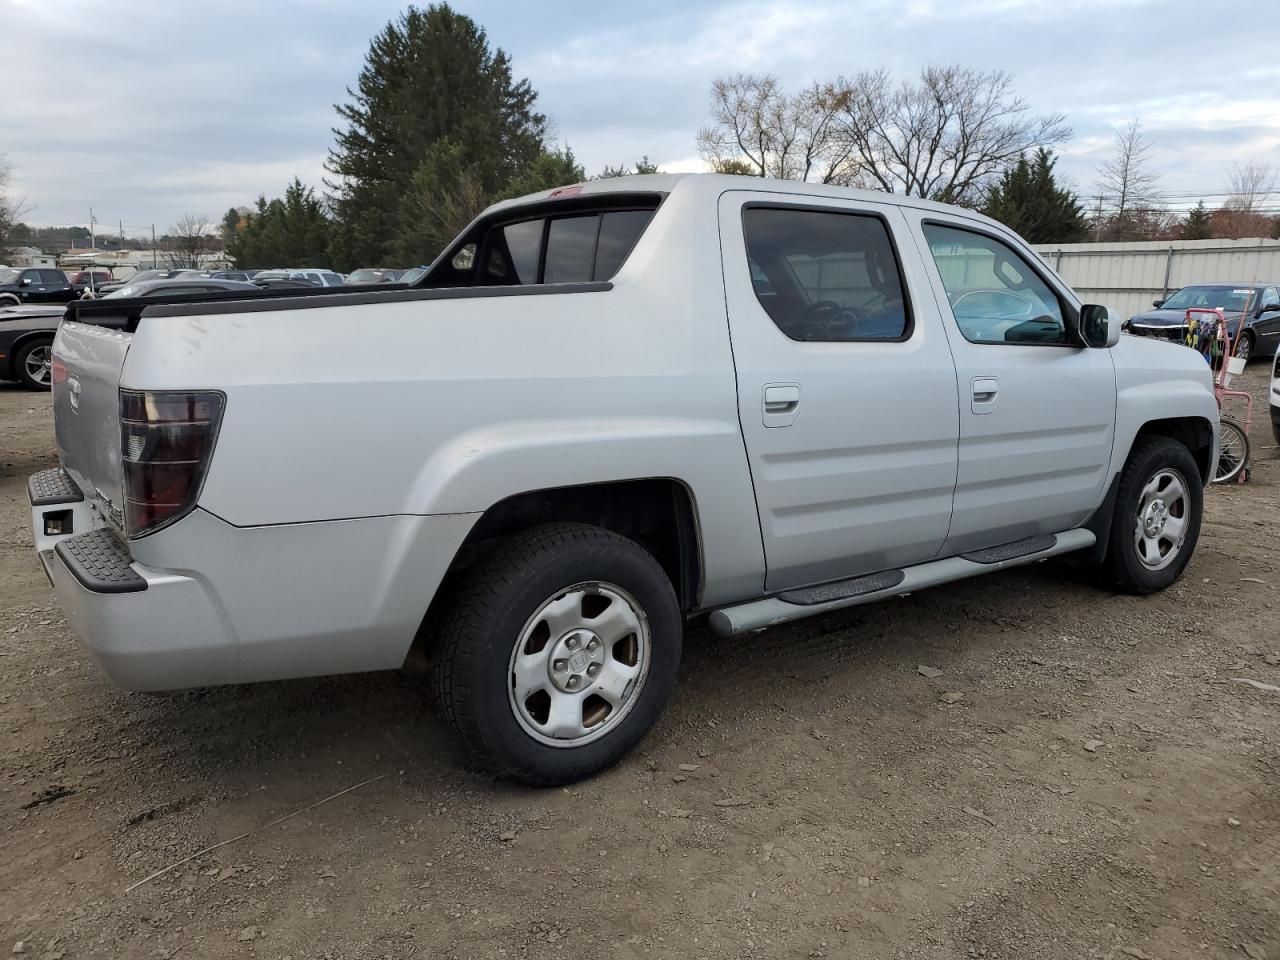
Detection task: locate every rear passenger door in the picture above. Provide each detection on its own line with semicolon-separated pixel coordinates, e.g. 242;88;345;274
720;192;960;591
905;213;1117;554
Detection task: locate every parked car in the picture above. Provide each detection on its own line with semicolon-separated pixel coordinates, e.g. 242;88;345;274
102;278;261;299
288;269;345;288
29;173;1219;786
69;270;116;295
345;268;404;284
252;277;316;290
1271;350;1280;445
96;269;185;295
1126;283;1280;361
399;265;429;285
202;270;255;283
0;267;77;306
0;303;63;389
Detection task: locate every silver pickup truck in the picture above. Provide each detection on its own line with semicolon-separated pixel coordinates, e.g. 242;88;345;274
29;173;1218;785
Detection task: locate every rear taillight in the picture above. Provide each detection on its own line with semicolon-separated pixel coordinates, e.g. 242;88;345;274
120;390;224;538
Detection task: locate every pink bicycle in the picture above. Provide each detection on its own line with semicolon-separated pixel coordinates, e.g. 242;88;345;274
1183;306;1252;483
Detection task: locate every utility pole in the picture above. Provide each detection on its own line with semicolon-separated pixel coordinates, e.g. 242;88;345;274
151;225;157;268
89;208;96;250
119;220;124;250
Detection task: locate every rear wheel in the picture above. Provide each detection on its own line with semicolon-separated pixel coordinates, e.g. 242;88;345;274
1099;437;1202;594
0;294;19;308
431;522;682;786
14;338;54;391
1214;419;1249;484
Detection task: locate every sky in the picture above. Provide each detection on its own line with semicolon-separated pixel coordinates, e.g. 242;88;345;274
3;0;1278;234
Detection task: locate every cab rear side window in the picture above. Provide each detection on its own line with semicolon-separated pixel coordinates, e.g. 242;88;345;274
742;207;911;342
480;208;656;286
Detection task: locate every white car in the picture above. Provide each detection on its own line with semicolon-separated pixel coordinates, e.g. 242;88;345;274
29;173;1218;785
1271;351;1280;445
288;269;345;288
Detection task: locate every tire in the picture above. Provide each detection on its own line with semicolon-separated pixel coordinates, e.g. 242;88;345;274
1100;437;1203;594
14;337;54;391
1213;419;1250;484
1235;331;1254;362
430;522;682;786
0;294;19;307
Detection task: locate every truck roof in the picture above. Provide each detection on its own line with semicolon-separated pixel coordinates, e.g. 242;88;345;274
494;172;1010;233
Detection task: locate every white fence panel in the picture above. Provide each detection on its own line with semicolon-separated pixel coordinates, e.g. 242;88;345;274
1034;238;1280;320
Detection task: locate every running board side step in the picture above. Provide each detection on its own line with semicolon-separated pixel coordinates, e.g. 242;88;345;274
709;528;1095;636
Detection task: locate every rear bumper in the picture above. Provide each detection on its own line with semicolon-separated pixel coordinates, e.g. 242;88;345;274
38;541;235;691
30;468;478;692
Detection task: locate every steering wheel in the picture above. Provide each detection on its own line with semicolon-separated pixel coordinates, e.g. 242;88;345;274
799;299;864;337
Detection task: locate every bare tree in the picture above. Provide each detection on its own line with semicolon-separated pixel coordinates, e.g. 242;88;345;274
1093;119;1162;238
0;155;33;260
696;75;854;183
1217;161;1277;238
831;65;1070;202
165;213;214;269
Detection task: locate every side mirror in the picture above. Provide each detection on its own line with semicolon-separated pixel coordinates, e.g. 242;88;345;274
20;277;32;286
1080;304;1120;349
1152;299;1165;308
1262;302;1280;314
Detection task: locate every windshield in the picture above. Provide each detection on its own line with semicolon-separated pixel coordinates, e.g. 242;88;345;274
104;285;141;299
0;268;20;284
1161;285;1258;313
399;267;427;285
346;269;381;283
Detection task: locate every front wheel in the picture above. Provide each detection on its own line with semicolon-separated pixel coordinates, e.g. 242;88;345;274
1235;332;1254;362
1214;419;1249;484
1099;437;1203;594
14;338;54;391
430;522;682;786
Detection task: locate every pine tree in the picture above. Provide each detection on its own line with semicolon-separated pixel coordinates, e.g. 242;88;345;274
981;148;1088;243
227;179;333;268
327;4;547;268
1181;201;1213;240
598;156;661;178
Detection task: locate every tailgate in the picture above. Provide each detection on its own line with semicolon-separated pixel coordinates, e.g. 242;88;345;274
52;321;131;530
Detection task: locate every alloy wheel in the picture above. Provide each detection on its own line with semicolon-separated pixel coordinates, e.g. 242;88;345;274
508;582;651;748
24;344;53;387
1133;468;1189;570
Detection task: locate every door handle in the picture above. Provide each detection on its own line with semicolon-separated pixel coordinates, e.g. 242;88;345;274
764;384;800;412
762;383;801;427
971;377;998;414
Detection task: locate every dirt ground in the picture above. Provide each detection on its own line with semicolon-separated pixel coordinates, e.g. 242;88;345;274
2;369;1278;960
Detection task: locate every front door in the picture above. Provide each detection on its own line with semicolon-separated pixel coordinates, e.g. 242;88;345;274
1251;286;1280;356
719;192;960;591
905;213;1118;553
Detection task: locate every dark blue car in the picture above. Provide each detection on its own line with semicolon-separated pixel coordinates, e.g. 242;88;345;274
1125;282;1280;361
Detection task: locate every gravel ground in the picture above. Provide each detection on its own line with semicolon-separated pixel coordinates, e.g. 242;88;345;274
1;369;1278;960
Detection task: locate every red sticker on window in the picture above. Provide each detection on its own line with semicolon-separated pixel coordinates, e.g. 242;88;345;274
548;184;584;198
